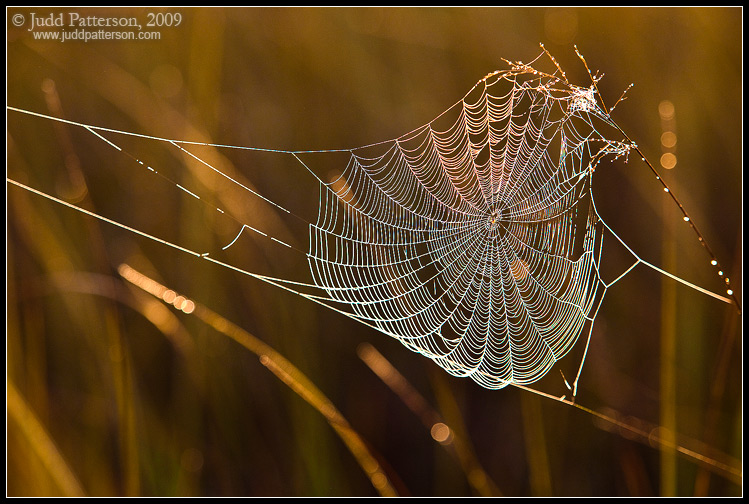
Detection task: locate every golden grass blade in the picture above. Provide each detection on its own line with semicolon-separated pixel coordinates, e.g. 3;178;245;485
117;263;398;497
7;381;87;497
579;403;741;485
358;342;501;496
48;271;195;356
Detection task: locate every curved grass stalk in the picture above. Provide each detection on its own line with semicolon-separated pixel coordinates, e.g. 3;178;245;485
575;403;741;486
117;264;398;497
357;342;501;496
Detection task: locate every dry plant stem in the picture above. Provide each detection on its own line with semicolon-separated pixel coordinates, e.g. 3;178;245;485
574;403;741;485
48;271;195;356
7;381;87;497
117;264;398;497
485;373;741;484
430;372;503;497
358;343;501;496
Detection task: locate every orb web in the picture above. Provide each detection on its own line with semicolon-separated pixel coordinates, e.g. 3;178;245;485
309;67;629;389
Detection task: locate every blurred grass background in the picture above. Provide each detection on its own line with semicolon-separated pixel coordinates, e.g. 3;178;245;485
6;7;741;496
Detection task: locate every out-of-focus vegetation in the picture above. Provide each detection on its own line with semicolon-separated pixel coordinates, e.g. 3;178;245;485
7;7;741;496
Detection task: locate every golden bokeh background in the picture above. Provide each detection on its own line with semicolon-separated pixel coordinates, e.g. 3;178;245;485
7;7;741;496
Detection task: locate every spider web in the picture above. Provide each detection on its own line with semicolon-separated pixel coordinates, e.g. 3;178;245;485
307;66;629;390
6;52;736;397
